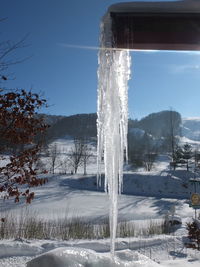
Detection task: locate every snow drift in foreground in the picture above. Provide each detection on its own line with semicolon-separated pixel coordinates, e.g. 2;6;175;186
27;247;161;267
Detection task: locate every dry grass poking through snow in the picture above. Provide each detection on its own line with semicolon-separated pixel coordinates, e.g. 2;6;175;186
0;209;168;240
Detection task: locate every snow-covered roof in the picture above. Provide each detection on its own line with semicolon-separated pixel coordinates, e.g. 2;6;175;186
108;0;200;14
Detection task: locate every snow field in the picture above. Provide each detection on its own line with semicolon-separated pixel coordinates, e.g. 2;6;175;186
0;138;200;266
0;232;199;266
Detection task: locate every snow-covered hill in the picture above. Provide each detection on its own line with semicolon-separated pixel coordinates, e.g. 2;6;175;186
182;117;200;141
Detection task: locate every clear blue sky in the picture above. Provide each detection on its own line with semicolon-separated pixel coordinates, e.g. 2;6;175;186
2;0;200;119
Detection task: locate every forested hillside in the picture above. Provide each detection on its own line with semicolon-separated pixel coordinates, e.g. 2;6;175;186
45;110;182;143
46;113;97;141
132;110;182;138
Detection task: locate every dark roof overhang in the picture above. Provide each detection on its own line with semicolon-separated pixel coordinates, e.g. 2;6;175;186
107;1;200;50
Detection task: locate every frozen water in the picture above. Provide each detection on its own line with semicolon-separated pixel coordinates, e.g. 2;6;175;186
97;13;131;257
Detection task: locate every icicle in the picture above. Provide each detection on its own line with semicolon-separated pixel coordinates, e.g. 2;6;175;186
97;13;131;258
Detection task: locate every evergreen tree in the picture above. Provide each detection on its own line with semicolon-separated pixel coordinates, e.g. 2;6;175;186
182;143;193;171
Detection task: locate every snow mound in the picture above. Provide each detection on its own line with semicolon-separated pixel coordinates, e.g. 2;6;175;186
0;239;43;258
27;247;162;267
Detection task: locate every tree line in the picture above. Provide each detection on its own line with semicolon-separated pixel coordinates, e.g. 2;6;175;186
46;137;93;175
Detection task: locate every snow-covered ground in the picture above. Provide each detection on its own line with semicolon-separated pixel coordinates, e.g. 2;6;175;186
182;117;200;142
179;136;200;147
0;233;200;266
0;138;200;266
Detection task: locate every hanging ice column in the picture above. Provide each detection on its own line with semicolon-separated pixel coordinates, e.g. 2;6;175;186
97;13;131;257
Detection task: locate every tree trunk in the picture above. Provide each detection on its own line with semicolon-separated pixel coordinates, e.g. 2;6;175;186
84;159;87;175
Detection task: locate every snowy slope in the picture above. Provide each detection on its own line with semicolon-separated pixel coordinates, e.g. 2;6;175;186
0;231;200;266
0;137;200;266
182;117;200;141
0;138;196;221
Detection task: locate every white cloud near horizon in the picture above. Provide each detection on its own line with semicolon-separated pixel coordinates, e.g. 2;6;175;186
169;64;200;73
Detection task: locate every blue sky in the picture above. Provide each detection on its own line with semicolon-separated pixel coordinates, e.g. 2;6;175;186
2;0;200;119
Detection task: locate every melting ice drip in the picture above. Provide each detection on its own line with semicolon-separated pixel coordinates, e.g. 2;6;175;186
97;13;131;257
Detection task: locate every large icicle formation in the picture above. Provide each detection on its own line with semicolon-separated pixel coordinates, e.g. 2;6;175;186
97;13;131;257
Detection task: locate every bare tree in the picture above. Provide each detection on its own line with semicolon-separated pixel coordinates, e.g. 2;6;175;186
68;138;88;173
143;152;157;171
68;138;84;174
169;109;176;164
0;24;30;81
48;143;59;174
81;140;93;175
167;109;181;168
59;158;69;175
142;141;157;172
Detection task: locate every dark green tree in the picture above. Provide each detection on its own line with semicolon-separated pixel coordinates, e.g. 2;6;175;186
182;143;193;171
